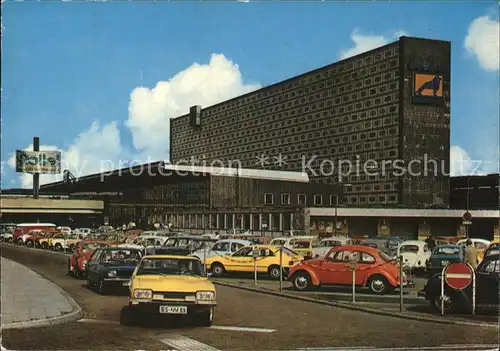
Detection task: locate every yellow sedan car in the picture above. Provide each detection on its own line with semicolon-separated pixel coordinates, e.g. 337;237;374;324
121;255;216;327
204;245;303;279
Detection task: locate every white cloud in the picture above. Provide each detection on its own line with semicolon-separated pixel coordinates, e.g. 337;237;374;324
464;15;500;71
126;53;261;160
449;145;492;176
8;53;260;188
8;121;123;188
339;29;407;60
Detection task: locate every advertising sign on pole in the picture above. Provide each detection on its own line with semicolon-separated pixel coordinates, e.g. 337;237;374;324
15;150;61;174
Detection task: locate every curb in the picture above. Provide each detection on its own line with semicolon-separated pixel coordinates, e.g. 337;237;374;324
1;258;83;330
214;281;498;329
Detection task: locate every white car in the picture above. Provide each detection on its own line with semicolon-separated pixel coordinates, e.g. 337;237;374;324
311;236;353;258
118;236;169;250
456;238;490;251
397;240;431;270
269;236;315;248
189;239;252;261
0;232;14;243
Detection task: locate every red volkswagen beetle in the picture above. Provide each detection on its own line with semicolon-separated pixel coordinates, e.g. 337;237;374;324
288;245;411;294
68;240;109;278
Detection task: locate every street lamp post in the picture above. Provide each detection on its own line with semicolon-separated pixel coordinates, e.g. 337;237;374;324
466;176;471;238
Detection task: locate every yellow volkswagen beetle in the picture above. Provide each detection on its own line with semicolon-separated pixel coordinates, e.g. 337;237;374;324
204;244;303;279
121;255;216;327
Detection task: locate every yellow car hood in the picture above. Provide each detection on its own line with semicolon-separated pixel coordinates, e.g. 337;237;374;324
132;275;215;292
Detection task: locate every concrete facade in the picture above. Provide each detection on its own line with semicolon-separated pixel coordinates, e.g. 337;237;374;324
170;36;451;208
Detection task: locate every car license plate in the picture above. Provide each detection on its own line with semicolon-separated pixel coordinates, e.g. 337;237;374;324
159;306;187;314
441;260;449;266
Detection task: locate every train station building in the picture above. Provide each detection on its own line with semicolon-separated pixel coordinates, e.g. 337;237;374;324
12;36;499;240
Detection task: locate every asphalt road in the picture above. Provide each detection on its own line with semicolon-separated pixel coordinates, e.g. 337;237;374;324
1;243;499;351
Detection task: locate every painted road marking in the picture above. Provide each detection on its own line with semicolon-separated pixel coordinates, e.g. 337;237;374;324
160;334;220;351
210;325;276;333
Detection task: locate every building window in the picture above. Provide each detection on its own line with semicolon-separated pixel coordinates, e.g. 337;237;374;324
281;193;290;205
298;193;306;205
264;193;274;205
329;195;338;205
314;194;323;206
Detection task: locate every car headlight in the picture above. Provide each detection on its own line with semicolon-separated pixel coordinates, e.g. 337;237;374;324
133;289;153;299
108;270;117;277
196;291;215;301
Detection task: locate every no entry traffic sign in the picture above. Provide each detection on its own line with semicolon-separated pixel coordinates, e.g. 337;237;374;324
444;262;474;290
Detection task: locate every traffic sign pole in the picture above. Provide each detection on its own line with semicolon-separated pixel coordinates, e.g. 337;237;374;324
441;264;445;315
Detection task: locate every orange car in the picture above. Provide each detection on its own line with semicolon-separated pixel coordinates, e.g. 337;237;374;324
288;245;413;294
68;240;110;278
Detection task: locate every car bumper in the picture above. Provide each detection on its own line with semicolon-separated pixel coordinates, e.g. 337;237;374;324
103;277;131;287
401;280;416;288
129;300;216;315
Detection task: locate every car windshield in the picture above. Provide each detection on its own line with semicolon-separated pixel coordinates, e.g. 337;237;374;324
84;243;107;251
293;241;310;249
379;251;393;262
435;247;460;255
100;249;141;263
136;258;204;276
280;247;301;257
400;245;419;253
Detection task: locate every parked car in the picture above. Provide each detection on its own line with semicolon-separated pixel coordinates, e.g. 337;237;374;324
68;240;110;278
419;254;499;312
397;240;431;273
312;236;353;259
483;242;500;260
86;247;143;294
161;236;218;256
120;255;216;327
269;236;318;258
360;238;398;258
288;245;412;294
426;244;465;275
189;239;252;261
205;245;303;279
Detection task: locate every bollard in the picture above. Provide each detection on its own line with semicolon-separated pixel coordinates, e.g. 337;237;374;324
203;242;207;275
399;255;404;313
351;268;356;303
279;245;283;293
254;257;257;286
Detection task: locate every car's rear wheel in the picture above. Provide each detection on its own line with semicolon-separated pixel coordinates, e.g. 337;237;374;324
211;263;225;277
433;294;455;313
7;237;13;244
196;308;214;327
55;243;63;251
292;271;313;291
268;265;282;280
26;240;34;248
367;275;391;295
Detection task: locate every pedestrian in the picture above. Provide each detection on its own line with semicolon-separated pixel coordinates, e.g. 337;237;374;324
464;239;479;269
425;235;436;251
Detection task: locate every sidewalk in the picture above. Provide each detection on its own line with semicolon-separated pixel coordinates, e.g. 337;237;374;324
0;257;82;329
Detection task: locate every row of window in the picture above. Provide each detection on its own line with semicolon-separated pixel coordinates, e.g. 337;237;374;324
263;191;400;206
171;84;399;137
189;46;398;117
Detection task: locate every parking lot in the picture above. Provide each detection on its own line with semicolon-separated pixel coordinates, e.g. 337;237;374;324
1;243;498;351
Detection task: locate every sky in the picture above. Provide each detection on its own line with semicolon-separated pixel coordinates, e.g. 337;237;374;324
1;1;499;188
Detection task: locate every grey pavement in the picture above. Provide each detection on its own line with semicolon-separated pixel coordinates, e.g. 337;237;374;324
1;257;79;328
